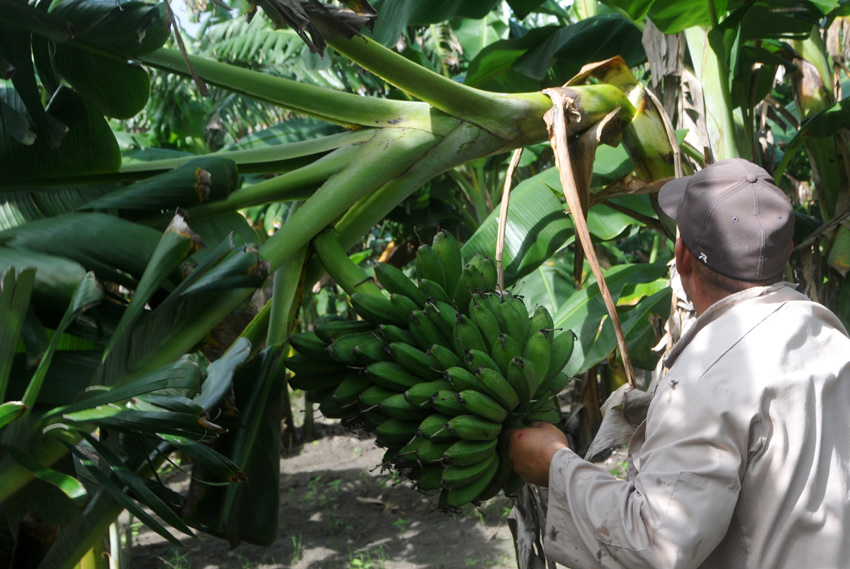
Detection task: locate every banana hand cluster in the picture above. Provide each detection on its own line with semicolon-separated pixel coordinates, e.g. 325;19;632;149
286;230;574;509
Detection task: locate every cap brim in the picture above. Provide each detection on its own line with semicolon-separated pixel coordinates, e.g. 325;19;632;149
657;176;690;221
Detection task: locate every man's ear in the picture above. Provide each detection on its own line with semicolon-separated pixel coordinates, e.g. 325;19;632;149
675;237;693;276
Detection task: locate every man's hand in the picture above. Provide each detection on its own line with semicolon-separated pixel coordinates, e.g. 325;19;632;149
505;421;569;487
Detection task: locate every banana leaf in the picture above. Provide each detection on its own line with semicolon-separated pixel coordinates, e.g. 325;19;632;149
82;156;238;215
182;346;284;547
0;87;120;183
552;262;669;375
2;445;86;504
581;285;672;373
0;213;161;289
0;267;35;401
103;214;203;358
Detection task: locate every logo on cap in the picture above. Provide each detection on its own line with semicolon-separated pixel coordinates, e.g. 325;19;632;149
699;252;708;263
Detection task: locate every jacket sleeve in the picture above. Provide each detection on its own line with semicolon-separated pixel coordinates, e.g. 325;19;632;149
544;377;747;569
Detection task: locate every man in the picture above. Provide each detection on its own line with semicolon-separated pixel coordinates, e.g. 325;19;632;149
507;158;850;569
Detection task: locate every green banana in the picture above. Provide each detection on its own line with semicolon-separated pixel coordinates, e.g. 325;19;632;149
547;330;576;381
376;418;420;445
423;300;455;340
416;438;455;463
409;309;450;347
427;343;464;370
442;438;499;467
452;265;485;313
288;331;328;360
304;386;334;403
472;441;513;502
491;333;523;376
521;405;561;425
466;254;497;291
444;366;480;392
417;413;454;441
350;292;405;327
389;292;420;323
472;291;506;326
332;371;373;406
418;278;453;305
452;313;489;357
442;452;497;490
387;342;442;380
376;323;416;345
502;469;526;495
362;408;391;428
528;304;555;336
432;229;463;298
430;390;467;417
456;389;509;423
314;318;375;343
404;379;453;407
475;367;520;411
353;336;393;365
470;299;502;349
445;454;500;507
317;393;360;420
380;392;432;420
327;330;379;365
523;329;552;389
358;384;398;409
505;356;534;404
534;370;571;399
464;348;502;374
445;414;502;441
415;244;447;292
498;294;531;343
397;436;430;462
410;463;444;492
366;361;424;391
374;262;427;307
284;353;348;376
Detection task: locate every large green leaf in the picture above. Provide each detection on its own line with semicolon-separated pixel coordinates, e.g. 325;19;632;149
0;213;161;288
0;247;87;311
2;445;87;504
581;285;672;372
461;168;574;285
21;272;103;410
182;346;284;547
0;267;35;401
514;16;646;81
0;87;120;182
552;263;669;375
49;0;170;57
43;359;202;420
370;0;501;45
52;46;151;119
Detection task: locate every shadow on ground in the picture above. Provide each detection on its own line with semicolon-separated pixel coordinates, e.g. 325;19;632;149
129;427;517;569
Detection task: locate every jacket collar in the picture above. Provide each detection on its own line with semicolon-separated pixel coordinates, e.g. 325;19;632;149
662;282;800;369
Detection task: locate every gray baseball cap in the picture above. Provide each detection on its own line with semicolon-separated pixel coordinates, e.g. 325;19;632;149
658;158;794;281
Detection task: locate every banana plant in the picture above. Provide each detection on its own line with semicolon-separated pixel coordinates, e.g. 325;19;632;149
3;0;849;567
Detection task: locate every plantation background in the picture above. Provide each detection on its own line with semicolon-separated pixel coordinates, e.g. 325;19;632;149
2;0;849;568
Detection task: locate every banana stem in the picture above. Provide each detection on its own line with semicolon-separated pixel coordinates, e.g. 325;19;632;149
186;144;362;220
140;49;452;132
259;127;441;271
121;129;374;175
311;228;381;297
313;14;553;140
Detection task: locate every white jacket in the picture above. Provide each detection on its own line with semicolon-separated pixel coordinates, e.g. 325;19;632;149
545;283;850;569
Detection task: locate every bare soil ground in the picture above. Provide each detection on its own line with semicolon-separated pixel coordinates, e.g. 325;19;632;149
127;421;518;569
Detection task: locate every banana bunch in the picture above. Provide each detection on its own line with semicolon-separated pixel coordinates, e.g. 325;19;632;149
286;230;574;509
